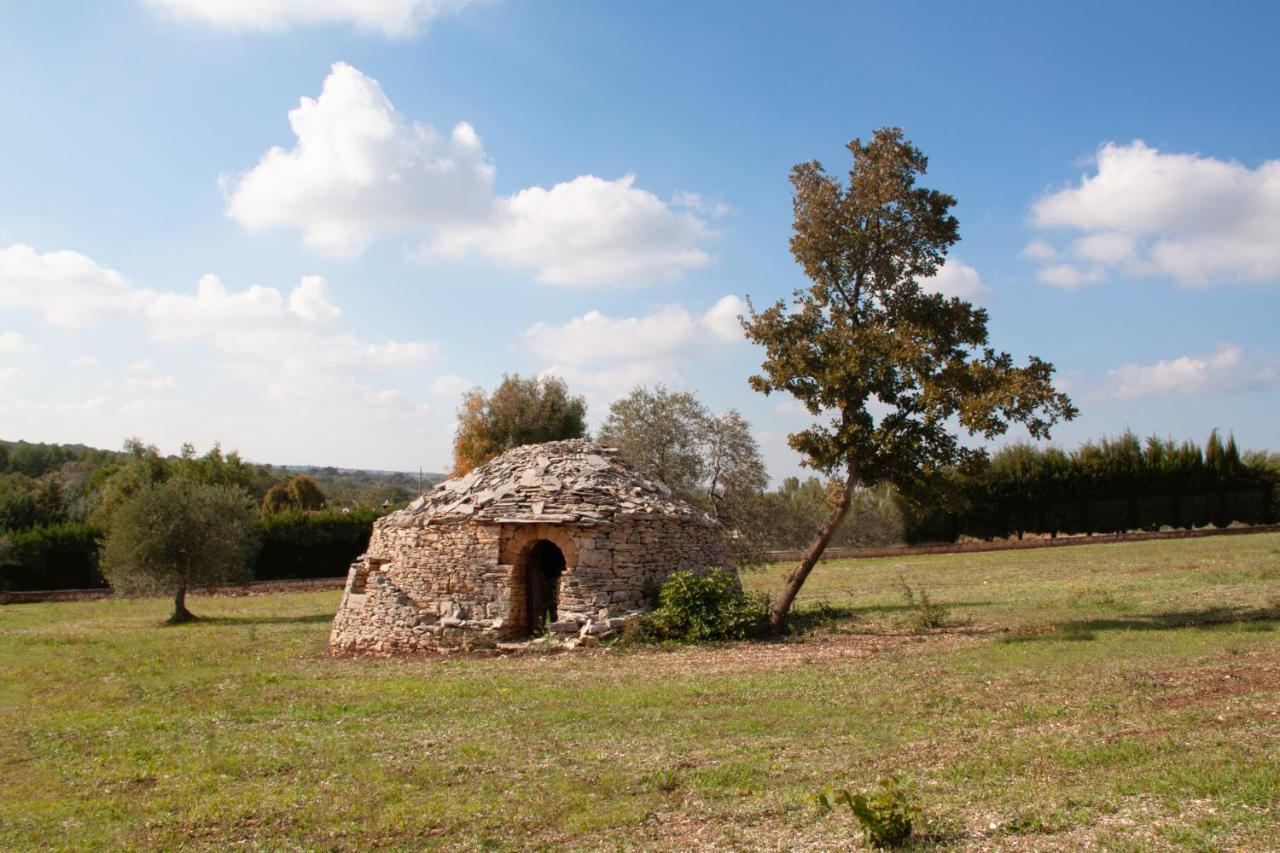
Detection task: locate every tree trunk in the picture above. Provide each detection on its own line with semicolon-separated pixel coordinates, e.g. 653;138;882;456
168;585;196;624
768;463;860;632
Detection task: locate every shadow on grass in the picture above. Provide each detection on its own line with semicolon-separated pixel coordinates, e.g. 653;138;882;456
191;613;335;627
1001;605;1279;644
787;601;994;634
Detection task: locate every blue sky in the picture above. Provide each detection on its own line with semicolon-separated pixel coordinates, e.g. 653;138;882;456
1;0;1277;478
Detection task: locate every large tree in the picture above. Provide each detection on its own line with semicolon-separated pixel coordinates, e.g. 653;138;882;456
744;128;1076;630
452;374;588;475
100;479;258;623
598;386;772;567
597;385;710;497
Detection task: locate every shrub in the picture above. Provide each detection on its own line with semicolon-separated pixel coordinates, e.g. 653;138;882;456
253;508;380;580
817;776;916;849
0;523;105;591
632;568;770;643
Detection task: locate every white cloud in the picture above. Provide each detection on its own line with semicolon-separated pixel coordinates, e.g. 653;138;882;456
0;244;152;327
428;174;714;285
430;374;472;395
0;332;31;353
524;297;743;365
701;294;748;341
920;259;990;301
1029;141;1280;286
523;296;747;407
229;63;716;285
1106;344;1278;399
0;244;451;470
672;191;733;219
125;375;178;393
226;63;495;257
1020;240;1059;261
1036;263;1105;288
145;273;438;372
145;0;475;37
288;274;343;322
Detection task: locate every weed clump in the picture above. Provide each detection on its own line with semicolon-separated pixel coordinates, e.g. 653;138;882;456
896;575;950;631
817;776;917;849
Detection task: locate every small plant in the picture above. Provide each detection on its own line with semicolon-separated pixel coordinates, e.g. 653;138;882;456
897;575;949;631
817;776;916;849
626;568;770;644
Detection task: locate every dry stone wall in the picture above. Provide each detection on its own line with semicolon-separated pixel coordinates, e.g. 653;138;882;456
327;439;729;655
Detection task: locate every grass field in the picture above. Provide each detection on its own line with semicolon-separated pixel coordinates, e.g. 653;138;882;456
2;534;1278;850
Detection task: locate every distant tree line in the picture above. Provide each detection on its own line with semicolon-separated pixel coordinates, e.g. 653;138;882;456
906;431;1280;542
0;438;409;594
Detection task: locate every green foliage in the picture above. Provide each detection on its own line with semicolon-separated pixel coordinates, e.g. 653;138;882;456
0;439;119;477
763;477;905;550
598;385;710;497
286;474;326;511
262;485;294;516
907;430;1279;542
743;128;1075;484
253;508;380;580
896;576;949;631
817;776;917;849
742;127;1074;627
0;523;104;591
632;568;770;643
452;374;588;475
598;388;772;567
99;479;258;599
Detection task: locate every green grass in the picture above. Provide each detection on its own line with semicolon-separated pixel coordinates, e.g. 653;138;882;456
2;534;1278;850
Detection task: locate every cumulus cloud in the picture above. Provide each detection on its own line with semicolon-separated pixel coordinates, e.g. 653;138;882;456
1106;344;1277;399
1036;263;1105;288
146;273;438;371
672;191;733;219
226;63;495;257
227;63;716;285
0;332;31;353
428;174;713;285
1028;141;1280;287
524;297;744;365
145;0;475;37
920;259;990;301
125;375;178;393
523;296;748;406
0;243;450;469
700;295;748;341
0;244;152;327
430;374;472;395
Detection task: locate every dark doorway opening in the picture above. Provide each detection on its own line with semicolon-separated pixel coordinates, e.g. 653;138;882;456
524;540;565;635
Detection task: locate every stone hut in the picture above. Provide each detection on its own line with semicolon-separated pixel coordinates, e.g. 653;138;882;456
328;439;727;653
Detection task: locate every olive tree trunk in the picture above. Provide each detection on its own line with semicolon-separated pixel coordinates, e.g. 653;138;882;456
768;463;860;631
168;585;196;624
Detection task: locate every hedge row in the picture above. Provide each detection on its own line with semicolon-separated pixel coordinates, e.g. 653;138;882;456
906;433;1279;542
0;509;382;592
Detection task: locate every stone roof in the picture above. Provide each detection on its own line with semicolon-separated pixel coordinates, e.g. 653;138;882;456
390;439;716;527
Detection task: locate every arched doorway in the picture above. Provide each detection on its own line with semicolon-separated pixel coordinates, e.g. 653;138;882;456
523;539;565;635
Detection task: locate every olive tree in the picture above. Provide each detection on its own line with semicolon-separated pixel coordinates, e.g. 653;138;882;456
743;128;1077;630
597;385;709;497
452;374;588;475
100;479;258;623
599;386;772;567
